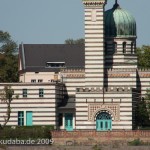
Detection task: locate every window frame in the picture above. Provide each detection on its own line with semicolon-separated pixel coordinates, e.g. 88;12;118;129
18;111;24;126
31;79;36;83
131;42;134;54
46;62;65;68
22;89;27;98
123;42;127;54
113;42;117;53
39;88;44;98
38;79;43;83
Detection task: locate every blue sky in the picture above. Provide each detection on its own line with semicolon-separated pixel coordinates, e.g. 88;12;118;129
0;0;149;46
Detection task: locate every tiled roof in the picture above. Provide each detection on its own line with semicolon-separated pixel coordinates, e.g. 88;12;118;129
19;44;85;72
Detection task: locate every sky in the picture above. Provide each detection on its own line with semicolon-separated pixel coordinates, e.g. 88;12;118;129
0;0;149;47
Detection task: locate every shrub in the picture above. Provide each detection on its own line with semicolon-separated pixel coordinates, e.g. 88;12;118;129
128;138;142;146
0;125;54;140
92;144;102;150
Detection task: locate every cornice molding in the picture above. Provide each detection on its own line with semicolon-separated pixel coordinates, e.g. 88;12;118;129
83;0;106;6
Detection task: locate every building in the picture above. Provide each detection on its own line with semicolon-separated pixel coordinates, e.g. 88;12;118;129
0;0;150;131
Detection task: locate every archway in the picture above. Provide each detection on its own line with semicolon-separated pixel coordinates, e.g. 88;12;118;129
96;112;112;131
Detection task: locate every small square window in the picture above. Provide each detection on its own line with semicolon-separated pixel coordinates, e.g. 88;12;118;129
31;79;36;83
39;89;44;97
38;79;43;83
22;89;27;98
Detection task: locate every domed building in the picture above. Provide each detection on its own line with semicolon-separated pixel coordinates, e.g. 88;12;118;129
105;2;136;38
104;1;137;69
0;0;150;132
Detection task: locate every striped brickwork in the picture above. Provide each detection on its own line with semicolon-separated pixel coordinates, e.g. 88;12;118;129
105;38;137;69
0;83;63;127
105;68;137;88
83;0;106;87
5;0;150;131
137;69;150;96
75;87;139;130
60;69;85;95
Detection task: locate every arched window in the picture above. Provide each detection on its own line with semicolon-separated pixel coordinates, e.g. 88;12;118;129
123;42;126;54
96;112;112;131
113;42;117;53
134;42;136;53
131;42;134;54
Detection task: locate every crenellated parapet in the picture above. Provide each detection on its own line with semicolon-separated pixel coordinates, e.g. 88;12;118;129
137;68;150;78
76;87;133;93
60;68;85;78
83;0;106;6
106;68;136;78
138;73;150;78
61;68;85;73
107;68;136;73
66;74;85;78
138;68;150;72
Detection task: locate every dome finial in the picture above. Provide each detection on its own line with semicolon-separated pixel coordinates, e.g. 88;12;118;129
113;0;120;9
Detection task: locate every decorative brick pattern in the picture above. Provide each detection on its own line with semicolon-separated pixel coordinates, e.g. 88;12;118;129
61;69;85;73
108;74;130;78
139;73;150;77
52;130;150;138
88;103;120;121
66;74;85;78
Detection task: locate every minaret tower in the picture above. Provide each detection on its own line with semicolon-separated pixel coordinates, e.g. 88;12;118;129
83;0;107;88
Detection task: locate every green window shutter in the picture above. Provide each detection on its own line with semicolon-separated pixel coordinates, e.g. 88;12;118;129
26;111;33;126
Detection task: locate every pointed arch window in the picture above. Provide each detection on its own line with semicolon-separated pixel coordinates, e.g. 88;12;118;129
134;42;136;53
131;42;134;54
123;42;126;54
113;42;117;53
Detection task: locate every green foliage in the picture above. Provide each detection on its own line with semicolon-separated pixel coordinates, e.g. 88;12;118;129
145;88;150;114
128;139;143;146
0;86;14;128
0;126;54;140
138;126;150;130
135;87;150;127
0;30;18;82
65;38;84;44
136;45;150;68
135;100;150;127
0;31;10;42
92;144;102;150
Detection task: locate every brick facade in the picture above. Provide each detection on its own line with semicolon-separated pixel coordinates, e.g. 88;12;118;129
51;130;150;145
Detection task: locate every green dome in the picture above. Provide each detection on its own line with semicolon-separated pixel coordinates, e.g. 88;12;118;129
105;3;136;38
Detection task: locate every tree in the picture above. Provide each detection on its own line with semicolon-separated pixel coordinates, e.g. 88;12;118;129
135;87;150;127
136;45;150;68
65;38;85;44
145;88;150;118
0;86;14;128
0;31;18;82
